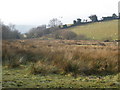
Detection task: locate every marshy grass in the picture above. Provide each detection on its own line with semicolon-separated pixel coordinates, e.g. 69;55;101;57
2;39;119;75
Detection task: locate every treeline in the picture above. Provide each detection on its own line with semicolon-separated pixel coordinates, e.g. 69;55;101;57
25;13;119;40
1;18;63;40
24;18;89;40
26;25;60;38
61;13;119;29
1;13;119;40
1;23;21;40
25;25;89;40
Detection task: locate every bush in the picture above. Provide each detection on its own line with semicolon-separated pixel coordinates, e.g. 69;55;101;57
75;34;91;40
53;30;77;40
102;37;113;41
61;30;77;40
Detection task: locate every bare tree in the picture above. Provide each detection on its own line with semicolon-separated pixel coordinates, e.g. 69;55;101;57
9;23;15;31
27;25;47;38
2;24;21;39
48;18;62;28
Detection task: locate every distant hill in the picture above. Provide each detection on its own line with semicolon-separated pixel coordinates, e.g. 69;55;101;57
15;25;36;33
62;20;118;40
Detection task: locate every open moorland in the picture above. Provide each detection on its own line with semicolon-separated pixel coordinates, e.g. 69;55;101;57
2;39;120;88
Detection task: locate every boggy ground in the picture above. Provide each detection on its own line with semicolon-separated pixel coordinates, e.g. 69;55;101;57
2;39;120;88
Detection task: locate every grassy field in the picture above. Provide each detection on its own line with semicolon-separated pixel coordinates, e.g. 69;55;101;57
2;66;119;88
63;20;118;40
2;39;120;88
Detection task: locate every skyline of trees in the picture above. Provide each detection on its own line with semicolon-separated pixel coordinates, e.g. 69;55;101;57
1;13;119;40
1;23;21;40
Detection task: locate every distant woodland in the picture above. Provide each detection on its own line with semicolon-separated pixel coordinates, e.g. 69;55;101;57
1;13;119;40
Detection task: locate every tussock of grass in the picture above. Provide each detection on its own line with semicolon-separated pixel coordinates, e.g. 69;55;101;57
2;40;118;75
30;61;60;75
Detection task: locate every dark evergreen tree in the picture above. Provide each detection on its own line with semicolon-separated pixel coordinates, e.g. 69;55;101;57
89;15;98;22
112;13;118;19
73;20;77;25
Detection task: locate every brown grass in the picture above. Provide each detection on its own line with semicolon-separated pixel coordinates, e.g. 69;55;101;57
2;39;119;75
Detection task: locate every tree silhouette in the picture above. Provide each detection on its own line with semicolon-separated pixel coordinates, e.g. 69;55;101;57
89;15;98;22
48;18;62;28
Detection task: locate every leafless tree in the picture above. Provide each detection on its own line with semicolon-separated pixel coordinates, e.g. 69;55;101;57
27;25;47;38
2;24;21;39
48;18;62;28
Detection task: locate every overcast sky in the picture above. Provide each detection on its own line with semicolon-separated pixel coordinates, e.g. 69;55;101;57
0;0;119;25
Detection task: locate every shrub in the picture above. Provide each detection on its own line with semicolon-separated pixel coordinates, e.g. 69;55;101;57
102;37;113;41
60;30;77;40
75;34;91;40
30;61;60;75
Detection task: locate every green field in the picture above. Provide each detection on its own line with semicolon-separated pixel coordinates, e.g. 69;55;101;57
2;65;120;88
64;20;118;40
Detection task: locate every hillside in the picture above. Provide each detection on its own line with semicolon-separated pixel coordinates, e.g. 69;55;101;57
63;20;118;40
